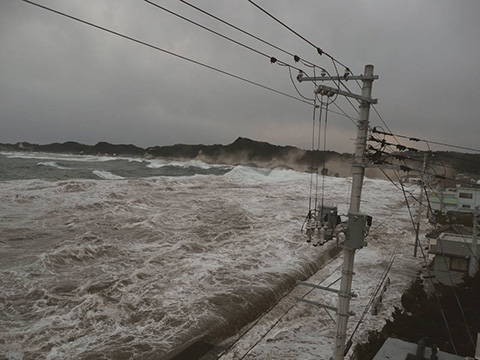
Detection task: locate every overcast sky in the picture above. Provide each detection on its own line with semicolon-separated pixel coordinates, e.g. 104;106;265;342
1;0;479;153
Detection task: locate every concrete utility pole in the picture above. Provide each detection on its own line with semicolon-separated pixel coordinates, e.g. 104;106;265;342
298;64;377;359
414;154;428;257
469;206;479;276
332;64;375;360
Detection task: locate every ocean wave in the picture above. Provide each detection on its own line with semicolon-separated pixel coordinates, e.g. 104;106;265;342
1;151;142;163
146;159;231;170
92;170;125;180
37;161;72;170
224;165;305;184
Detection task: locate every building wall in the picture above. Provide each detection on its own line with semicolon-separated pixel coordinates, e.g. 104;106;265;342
433;255;467;286
457;188;480;210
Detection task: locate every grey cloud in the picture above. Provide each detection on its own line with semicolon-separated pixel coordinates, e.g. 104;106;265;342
0;0;479;153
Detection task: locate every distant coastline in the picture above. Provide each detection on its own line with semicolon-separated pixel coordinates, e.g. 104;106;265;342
1;137;479;177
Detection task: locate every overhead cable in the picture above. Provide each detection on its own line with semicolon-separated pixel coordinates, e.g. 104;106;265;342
22;0;316;107
372;127;480;153
246;0;350;70
391;173;459;354
144;0;305;73
422;189;477;351
178;0;324;71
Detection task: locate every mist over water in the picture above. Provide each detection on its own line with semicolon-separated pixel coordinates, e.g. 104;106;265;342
0;152;410;359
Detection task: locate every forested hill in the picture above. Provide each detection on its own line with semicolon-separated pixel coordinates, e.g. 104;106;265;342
0;137;352;173
1;137;479;175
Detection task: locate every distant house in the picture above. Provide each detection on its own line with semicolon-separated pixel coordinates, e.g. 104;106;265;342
456;186;480;211
429;185;480;214
428;233;479;286
373;338;464;360
429;193;458;214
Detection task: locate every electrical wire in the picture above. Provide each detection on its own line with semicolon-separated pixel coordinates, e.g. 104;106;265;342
373;127;480;153
217;256;344;359
331;102;358;126
246;0;350;71
371;105;403;146
22;0;316;108
422;180;479;265
422;188;477;351
144;0;306;73
245;0;373;120
313;95;323;213
391;172;459;355
453;225;479;262
177;0;362;118
320;101;329;212
178;0;326;72
364;153;477;188
346;198;412;356
288;66;315;102
308;96;319;212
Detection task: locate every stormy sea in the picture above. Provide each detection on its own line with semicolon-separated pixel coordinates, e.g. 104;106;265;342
0;151;421;359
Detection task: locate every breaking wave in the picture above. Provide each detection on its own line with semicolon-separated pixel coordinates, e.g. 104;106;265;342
147;159;232;170
37;161;71;170
92;170;125;180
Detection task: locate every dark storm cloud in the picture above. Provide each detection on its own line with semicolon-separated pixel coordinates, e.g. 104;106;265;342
0;0;479;153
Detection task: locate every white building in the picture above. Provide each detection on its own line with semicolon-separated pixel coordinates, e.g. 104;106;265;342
429;186;480;214
456;186;480;211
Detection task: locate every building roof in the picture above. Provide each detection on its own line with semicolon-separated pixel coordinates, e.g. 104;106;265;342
373;338;464;360
429;238;479;258
426;225;473;239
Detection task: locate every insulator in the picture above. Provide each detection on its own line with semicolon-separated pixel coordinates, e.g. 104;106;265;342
297;70;304;81
327;91;335;97
321;69;327;77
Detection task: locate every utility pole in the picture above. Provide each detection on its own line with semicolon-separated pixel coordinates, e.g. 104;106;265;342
414;154;428;257
333;64;375;360
469;206;479;276
298;65;378;359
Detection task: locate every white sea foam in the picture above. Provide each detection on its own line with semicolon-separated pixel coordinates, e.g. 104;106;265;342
92;170;125;180
146;158;231;170
37;161;71;170
1;151;142;163
0;171;422;359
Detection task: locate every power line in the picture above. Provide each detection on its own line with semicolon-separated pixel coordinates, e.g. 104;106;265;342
22;0;316;107
389;172;459;355
347;199;413;356
453;225;479;262
369;134;480;171
372;127;480;153
289;66;315;102
371;105;402;145
144;0;306;73
331;102;358;126
177;0;362;118
178;0;324;71
246;0;350;71
422;188;477;351
217;256;344;359
240;0;370;119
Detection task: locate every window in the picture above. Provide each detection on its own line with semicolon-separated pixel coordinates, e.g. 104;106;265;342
450;257;469;272
462;205;471;209
459;192;473;199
